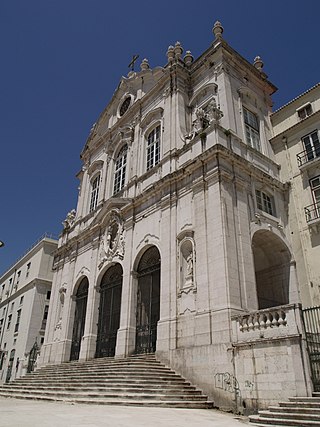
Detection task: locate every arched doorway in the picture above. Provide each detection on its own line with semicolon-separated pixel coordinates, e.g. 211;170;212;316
136;246;161;354
96;263;123;358
252;230;291;309
70;277;89;361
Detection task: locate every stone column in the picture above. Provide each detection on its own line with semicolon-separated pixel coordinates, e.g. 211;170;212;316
115;218;136;357
79;239;101;361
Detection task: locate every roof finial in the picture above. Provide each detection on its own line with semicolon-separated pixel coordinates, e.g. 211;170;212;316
253;56;264;71
184;50;194;66
166;45;175;62
213;20;224;39
140;58;150;71
174;41;183;60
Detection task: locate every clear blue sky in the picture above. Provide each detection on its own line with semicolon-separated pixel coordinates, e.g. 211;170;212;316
0;0;319;273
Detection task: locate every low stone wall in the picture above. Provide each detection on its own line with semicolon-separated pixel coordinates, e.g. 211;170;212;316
231;303;313;414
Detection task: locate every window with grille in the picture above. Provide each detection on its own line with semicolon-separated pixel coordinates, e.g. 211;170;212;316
146;125;161;171
89;175;100;213
302;131;320;161
297;103;312;120
113;146;127;195
256;190;275;216
243;108;261;151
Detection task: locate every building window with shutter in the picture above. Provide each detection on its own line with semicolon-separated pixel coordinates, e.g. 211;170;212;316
243;107;261;151
113;146;127;195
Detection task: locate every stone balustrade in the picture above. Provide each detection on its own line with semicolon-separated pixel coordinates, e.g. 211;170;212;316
239;308;287;332
231;303;303;343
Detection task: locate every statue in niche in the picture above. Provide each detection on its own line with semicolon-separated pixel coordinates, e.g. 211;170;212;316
54;285;67;341
99;212;125;269
186;253;193;278
184;251;194;287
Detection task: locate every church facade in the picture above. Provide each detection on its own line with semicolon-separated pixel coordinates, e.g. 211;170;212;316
39;22;313;412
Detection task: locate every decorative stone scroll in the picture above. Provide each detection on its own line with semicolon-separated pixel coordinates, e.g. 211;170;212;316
99;210;125;269
185;98;223;142
62;209;76;232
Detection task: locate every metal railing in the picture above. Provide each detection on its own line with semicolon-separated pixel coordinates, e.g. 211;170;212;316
305;203;320;223
297;147;320;167
302;306;320;392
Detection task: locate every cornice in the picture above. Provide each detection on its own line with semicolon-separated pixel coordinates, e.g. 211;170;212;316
270;109;320;143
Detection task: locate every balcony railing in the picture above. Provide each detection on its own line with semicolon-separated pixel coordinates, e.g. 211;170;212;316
297;147;320;168
305;203;320;223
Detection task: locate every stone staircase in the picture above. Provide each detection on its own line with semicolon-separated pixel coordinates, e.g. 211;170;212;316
0;354;213;408
249;392;320;426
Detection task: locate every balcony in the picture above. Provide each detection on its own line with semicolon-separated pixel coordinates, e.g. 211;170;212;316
305;203;320;223
297;146;320;169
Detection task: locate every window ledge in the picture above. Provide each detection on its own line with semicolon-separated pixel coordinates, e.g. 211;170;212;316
253;211;283;229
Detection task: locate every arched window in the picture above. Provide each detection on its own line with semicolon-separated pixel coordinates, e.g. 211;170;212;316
89;174;100;213
146;125;161;171
113;145;127;195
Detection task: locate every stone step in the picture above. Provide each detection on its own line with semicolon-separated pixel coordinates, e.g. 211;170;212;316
0;388;207;401
12;378;190;386
279;401;320;409
0;384;201;395
0;354;212;409
268;405;320;415
0;392;213;409
258;410;320;422
249;414;320;426
30;367;175;376
288;397;320;403
40;361;163;370
15;376;188;385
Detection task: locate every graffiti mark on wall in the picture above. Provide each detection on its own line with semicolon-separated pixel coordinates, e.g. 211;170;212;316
244;380;254;390
214;372;240;396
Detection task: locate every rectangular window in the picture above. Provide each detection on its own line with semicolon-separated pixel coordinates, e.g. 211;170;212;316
256;190;275;216
10;302;14;312
113;147;127;195
41;305;49;330
297;103;312;120
146;125;161;171
14;309;21;333
7;314;12;330
89;175;100;213
46;291;51;300
302;131;320;162
310;176;320;206
16;271;21;284
0;319;3;335
243;108;261;151
26;262;31;278
20;296;24;305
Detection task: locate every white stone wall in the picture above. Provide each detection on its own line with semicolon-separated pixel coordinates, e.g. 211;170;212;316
40;28;313;413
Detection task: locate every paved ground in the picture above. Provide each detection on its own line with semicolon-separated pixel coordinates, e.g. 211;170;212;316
0;398;249;427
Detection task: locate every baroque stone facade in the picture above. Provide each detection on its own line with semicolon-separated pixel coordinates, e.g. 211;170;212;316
39;22;315;413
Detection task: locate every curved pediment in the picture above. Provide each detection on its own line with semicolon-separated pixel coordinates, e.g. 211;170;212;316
189;83;218;107
87;160;104;176
140;107;164;130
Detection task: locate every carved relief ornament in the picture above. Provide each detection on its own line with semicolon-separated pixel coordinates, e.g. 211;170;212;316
98;211;125;269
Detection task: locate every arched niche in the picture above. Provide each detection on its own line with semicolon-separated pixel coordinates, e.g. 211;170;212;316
252;230;291;309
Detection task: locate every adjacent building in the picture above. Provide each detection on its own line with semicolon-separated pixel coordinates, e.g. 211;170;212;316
0;235;58;383
270;84;320;308
38;21;317;412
